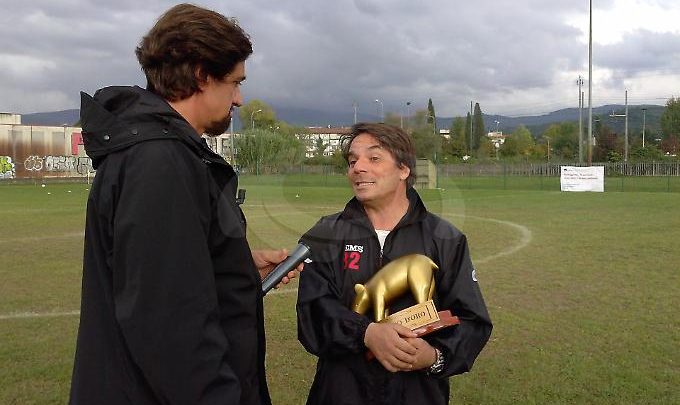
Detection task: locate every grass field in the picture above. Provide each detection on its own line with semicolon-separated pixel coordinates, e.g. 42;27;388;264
1;176;679;404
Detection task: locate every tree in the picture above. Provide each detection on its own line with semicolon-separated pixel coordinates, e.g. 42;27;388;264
500;125;534;158
593;122;622;162
630;144;664;161
444;117;467;158
408;108;440;162
660;97;680;138
427;98;436;127
236;128;305;173
314;136;327;157
660;134;679;156
472;103;485;152
238;100;276;130
543;122;578;160
464;112;472;153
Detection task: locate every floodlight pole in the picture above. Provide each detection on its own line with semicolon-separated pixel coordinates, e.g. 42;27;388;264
578;75;584;163
587;0;593;166
641;108;647;148
609;89;628;162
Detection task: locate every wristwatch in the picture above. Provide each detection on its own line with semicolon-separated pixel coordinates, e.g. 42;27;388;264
428;347;445;375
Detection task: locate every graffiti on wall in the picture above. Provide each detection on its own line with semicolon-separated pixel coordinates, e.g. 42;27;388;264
1;156;16;179
23;155;94;175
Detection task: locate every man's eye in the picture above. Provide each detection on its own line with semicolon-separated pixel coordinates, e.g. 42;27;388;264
349;160;356;166
370;156;380;161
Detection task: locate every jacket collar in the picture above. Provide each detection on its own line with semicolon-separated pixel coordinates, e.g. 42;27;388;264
339;187;427;231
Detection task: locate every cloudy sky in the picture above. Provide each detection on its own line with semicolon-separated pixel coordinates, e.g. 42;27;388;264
1;0;679;118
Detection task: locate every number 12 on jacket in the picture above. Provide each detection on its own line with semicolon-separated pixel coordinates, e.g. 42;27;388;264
343;252;360;271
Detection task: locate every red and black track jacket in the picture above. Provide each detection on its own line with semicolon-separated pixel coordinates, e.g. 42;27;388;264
297;188;492;405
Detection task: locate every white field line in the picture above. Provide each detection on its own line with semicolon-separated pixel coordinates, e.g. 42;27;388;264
452;214;533;264
0;231;84;244
0;310;80;320
0;213;529;320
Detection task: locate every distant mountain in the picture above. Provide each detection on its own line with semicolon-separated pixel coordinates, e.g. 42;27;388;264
21;109;80;126
486;105;665;137
20;103;664;137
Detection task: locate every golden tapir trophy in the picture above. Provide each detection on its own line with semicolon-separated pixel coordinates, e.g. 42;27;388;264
351;254;459;358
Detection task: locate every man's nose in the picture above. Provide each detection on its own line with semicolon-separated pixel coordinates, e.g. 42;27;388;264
352;158;367;172
233;87;243;107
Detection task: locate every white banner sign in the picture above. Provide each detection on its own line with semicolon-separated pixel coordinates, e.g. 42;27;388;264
560;166;604;192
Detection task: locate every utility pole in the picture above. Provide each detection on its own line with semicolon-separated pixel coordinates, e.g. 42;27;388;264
405;101;412;131
609;89;628;162
470;100;474;153
353;101;358;124
588;0;593;166
642;107;647;148
577;76;584;163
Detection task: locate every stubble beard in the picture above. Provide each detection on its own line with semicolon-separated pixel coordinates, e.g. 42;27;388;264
204;113;232;137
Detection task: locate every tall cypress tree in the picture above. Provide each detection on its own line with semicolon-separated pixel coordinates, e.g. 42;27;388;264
427;98;436;127
473;102;485;151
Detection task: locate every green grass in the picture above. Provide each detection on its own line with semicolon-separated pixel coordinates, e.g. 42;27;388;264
1;179;679;404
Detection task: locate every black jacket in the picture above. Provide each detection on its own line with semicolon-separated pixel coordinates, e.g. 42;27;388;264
297;188;492;405
70;86;270;405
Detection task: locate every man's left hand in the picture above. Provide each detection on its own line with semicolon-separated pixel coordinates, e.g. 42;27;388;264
403;337;438;371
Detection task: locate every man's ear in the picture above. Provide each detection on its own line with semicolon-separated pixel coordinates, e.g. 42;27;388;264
399;165;410;181
195;67;210;90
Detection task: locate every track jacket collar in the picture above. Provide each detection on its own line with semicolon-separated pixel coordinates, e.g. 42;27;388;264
339;187;428;231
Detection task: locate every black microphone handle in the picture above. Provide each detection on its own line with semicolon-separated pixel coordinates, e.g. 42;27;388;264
261;243;311;294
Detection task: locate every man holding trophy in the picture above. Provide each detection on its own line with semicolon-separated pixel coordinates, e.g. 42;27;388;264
297;123;493;404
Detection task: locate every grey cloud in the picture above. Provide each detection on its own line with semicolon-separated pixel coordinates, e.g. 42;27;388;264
0;0;676;117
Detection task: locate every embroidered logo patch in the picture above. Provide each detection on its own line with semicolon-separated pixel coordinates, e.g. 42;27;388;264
343;244;363;271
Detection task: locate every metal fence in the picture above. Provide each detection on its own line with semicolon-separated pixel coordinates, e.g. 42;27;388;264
3;161;680;192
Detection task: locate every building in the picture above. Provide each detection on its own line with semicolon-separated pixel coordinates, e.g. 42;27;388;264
0;114;87;179
487;131;506;149
300;126;350;158
1;112;352;179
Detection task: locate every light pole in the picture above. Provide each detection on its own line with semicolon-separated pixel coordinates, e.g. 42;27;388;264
577;75;584;163
374;99;384;122
250;109;262;130
587;0;593;165
229;116;236;166
641;107;647;148
609;89;628;162
427;114;438;162
406;101;412;130
353;101;358;124
427;114;439;187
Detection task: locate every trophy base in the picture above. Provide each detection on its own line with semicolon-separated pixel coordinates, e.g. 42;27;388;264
366;310;459;361
412;310;459;336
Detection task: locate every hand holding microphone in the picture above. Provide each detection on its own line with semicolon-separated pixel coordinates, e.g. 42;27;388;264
261;243;311;295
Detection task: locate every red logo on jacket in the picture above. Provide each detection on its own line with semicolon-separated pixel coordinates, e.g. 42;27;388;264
343;244;363;271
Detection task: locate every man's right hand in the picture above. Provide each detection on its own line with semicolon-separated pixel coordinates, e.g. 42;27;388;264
364;322;418;372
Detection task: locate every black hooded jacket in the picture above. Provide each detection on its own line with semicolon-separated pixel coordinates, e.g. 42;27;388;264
70;86;270;405
297;189;492;405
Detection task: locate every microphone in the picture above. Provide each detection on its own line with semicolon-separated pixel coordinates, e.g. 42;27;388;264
261;243;311;295
236;189;246;205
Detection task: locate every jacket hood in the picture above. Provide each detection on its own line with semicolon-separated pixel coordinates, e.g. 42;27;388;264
80;86;200;168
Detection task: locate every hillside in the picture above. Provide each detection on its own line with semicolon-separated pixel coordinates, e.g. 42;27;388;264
19;104;664;138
